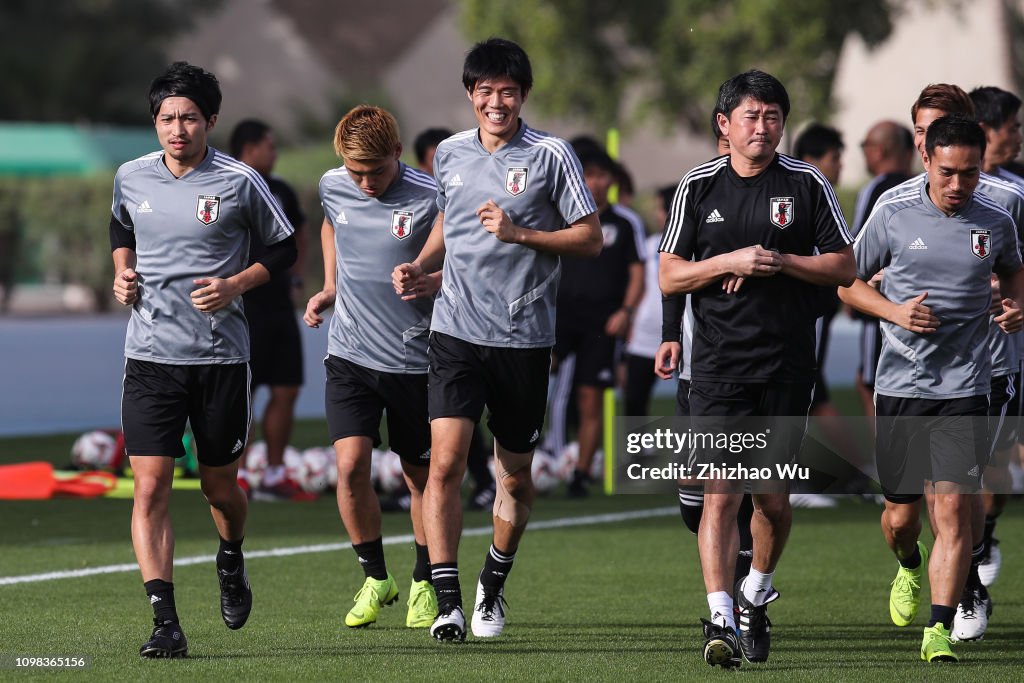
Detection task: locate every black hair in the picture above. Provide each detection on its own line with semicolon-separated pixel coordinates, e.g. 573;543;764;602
573;142;616;174
462;38;533;94
715;69;790;122
657;184;677;218
615;162;634;197
896;125;914;153
148;61;222;120
924;114;986;158
229;119;271;159
794;123;844;160
413;127;453;164
969;86;1022;129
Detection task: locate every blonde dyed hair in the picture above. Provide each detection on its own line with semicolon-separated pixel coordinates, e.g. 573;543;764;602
333;105;400;161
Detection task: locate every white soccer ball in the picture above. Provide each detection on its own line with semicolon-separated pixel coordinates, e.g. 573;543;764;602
297;447;333;494
71;430;118;469
557;441;579;481
283;446;304;481
245;441;268;474
375;449;406;494
531;449;560;492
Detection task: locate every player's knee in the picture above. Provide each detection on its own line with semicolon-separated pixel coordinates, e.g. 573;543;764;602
336;453;372;489
132;476;172;511
493;450;534;526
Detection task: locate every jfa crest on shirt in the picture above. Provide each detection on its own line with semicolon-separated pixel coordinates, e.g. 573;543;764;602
972;229;992;259
505;167;528;196
392;210;414;240
770;196;793;228
197;194;220;225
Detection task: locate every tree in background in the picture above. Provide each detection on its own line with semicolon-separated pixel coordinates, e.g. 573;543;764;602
458;0;901;131
0;0;217;124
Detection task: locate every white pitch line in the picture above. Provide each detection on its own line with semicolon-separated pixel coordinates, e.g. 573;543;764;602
0;507;675;587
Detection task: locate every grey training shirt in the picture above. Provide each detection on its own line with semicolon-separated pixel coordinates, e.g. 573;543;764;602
855;182;1021;399
430;122;597;348
111;148;294;364
319;162;438;373
876;171;1024;375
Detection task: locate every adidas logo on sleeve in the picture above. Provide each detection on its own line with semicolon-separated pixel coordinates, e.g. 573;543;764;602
705;209;724;223
447;174;464;188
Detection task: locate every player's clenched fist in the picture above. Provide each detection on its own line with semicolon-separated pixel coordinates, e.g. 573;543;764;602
113;268;139;306
304;289;336;328
477;199;520;244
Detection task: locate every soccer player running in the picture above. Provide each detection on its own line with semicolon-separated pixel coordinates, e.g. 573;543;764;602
870;84;1024;644
850;120;916;423
659;70;854;668
110;62;297;658
392;38;601;641
229;119;311;501
839;114;1024;663
304;106;440;630
969;86;1024;589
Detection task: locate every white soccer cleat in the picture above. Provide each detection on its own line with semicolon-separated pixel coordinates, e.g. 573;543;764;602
952;584;991;642
978;541;1001;587
471;578;507;638
429;605;466;642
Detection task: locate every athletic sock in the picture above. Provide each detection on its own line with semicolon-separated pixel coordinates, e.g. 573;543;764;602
677;485;704;535
707;591;735;631
742;568;774;607
413;543;431;584
928;604;956;629
217;536;244;573
734;550;753;586
431;562;461;613
965;542;985;587
897;544;922;570
144;579;179;624
480;543;515;590
352;537;388;580
982;515;998;554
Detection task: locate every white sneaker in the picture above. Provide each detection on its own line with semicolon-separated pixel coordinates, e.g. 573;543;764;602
429;605;466;642
952;584;990;642
978;541;1001;587
471;578;507;637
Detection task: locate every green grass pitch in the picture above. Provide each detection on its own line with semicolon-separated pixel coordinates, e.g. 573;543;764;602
1;405;1023;681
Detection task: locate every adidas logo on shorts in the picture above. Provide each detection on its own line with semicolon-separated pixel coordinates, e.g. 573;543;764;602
231;439;244;454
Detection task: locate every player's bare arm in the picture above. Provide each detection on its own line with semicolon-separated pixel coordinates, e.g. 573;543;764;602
393;211;446;299
994;267;1024;333
654;341;681;380
838;277;940;333
476;199;602;257
778;245;856;287
305;218;338;328
659;245;781;296
191;263;270;313
607;261;645;336
112;247;138;306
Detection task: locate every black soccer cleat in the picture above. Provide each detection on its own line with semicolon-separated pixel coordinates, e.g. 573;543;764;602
735;578;780;663
218;563;253;630
700;618;741;669
139;619;188;659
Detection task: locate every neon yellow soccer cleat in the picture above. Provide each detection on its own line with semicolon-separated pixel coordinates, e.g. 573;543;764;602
406;579;438;628
921;624;958;663
890;542;928;627
345;574;399;628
